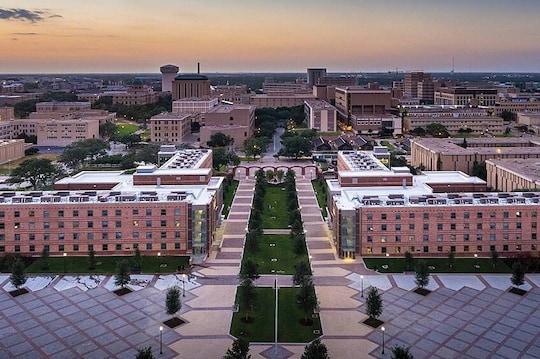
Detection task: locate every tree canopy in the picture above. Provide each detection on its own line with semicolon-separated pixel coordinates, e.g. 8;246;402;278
222;338;251;359
301;338;330;359
114;259;131;288
59;138;109;170
243;137;268;160
207;132;234;148
365;287;383;319
9;158;62;189
212;147;240;171
166;287;181;316
10;258;27;290
426;123;449;138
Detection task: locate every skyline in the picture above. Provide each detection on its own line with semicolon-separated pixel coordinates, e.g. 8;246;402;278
1;1;540;74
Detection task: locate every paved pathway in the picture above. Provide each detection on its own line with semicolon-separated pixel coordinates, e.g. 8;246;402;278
2;169;540;358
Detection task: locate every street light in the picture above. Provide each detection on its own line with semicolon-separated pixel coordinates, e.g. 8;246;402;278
360;275;364;298
182;274;186;297
159;326;163;354
381;326;385;354
63;252;67;273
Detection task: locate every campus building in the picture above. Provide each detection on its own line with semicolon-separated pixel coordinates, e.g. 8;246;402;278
403;72;434;104
0;149;223;260
434;87;498;107
250;93;316;108
172;74;211;100
334;85;396;125
486;158;540;192
304;100;337;132
172;98;219;114
200;104;256;149
410;137;540;174
148;112;199;144
328;151;539;259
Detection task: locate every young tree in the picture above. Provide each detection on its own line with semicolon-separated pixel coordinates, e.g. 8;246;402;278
10;258;27;290
414;260;430;289
365;287;383;320
222;338;251;359
238;279;257;322
391;345;414;359
404;251;414;271
88;248;97;270
40;247;50;271
511;261;525;288
115;259;131;289
297;278;318;323
239;259;260;281
166;287;181;317
301;338;330;359
135;346;155;359
293;261;312;286
276;170;285;183
133;247;142;271
491;250;499;270
447;251;455;270
207;132;234;148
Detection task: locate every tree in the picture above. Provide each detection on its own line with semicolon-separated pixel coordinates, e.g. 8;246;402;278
365;287;383;320
133;142;161;165
278;135;312;159
223;338;251;359
239;259;260;281
404;251;414;271
500;110;515;122
243;137;268;160
238;278;257;321
88;248;97;270
135;346;155;359
414;260;430;289
411;127;426;136
276;170;285;183
212;147;240;171
460;137;468;148
472;161;487;181
99;121;117;139
207;132;234;148
448;251;455;270
391;345;414;359
301;338;330;359
10;258;27;290
40;247;50;270
166;287;181;317
511;261;525;288
426;123;449;138
297;278;318;323
293;261;312;286
114;260;131;288
491;250;499;270
60;138;109;170
9;158;60;189
133;247;142;271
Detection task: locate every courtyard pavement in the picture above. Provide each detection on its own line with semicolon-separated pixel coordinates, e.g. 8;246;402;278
1;167;539;358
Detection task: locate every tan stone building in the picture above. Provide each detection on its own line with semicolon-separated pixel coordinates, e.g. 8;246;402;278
334;85;394;118
200;104;255;149
486;158;540;192
0;139;25;165
404;72;434;104
495;97;540;116
149;112;198;144
304;100;337;132
410;137;540;173
434;87;498;106
172;98;218;114
250;94;316;108
0;106;14;121
172;75;211;100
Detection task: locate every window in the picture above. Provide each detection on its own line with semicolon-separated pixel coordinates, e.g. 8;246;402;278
450;246;456;252
58;233;65;240
477;245;482;252
146;243;152;250
161;209;167;216
29;234;35;241
464;245;469;252
532;223;537;229
490;234;496;241
133;209;139;215
87;210;93;217
477;234;482;241
516;223;522;229
437;213;443;219
73;221;79;228
503;212;509;219
423;224;429;231
59;244;64;252
58;222;65;229
0;223;4;229
450;224;456;230
409;235;415;241
14;211;20;218
88;244;94;251
116;221;122;228
146;209;152;216
116;244;122;251
73;233;79;240
87;221;94;228
409;224;415;230
381;214;387;220
102;221;108;228
367;236;373;242
102;233;108;240
437;224;443;230
43;222;50;229
161;220;167;227
73;210;79;217
160;232;167;239
477;213;483;219
367;214;373;220
146;220;152;227
395;224;401;231
381;236;387;243
44;233;50;241
490;223;496;230
133;232;140;238
423;246;429;253
437;234;443;242
381;247;387;254
464;223;470;230
161;243;167;250
29;245;35;252
175;231;181;238
450;212;456;219
423;235;429;242
532;244;537;251
116;209;122;216
175;221;181;227
503;233;509;240
14;234;20;241
503;223;509;230
44;210;49;218
29;210;35;217
0;211;4;217
174;208;181;216
59;210;65;217
395;213;401;220
464;212;470;219
395;235;401;242
516;211;522;218
87;233;94;240
423;213;429;220
533;233;537;240
73;244;79;251
102;244;108;251
102;210;108;217
533;211;537;218
175;243;181;250
146;232;152;239
464;234;469;241
437;246;443;252
503;244;508;251
409;213;415;219
381;224;387;231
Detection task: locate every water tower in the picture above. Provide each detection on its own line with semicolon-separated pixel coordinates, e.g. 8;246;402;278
160;64;179;92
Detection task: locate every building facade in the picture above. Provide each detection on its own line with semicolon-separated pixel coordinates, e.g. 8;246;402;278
200;104;255;149
160;64;180;93
486;158;540;192
304;100;337;132
149;113;198;144
172;75;211;100
435;88;498;107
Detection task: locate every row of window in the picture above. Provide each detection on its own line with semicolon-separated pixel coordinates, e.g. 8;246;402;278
0;208;182;218
365;243;537;254
0;242;182;253
366;210;532;221
2;219;182;231
367;232;536;242
0;231;183;241
370;222;534;231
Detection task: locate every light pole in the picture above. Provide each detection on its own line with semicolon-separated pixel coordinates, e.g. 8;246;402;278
182;274;186;297
381;326;385;354
63;252;67;273
474;253;478;267
274;273;278;355
360;275;364;298
157;252;161;273
159;326;163;354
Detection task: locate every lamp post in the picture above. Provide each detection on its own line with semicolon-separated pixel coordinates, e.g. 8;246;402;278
274;273;279;355
381;326;385;354
159;326;163;354
360;275;364;298
63;252;67;273
157;252;161;273
182;274;186;297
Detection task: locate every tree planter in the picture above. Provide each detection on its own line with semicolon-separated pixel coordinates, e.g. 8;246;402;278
113;287;132;296
9;288;29;297
163;317;185;329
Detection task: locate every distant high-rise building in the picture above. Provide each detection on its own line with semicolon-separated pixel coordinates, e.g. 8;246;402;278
160;64;179;93
307;68;327;87
404;71;434;104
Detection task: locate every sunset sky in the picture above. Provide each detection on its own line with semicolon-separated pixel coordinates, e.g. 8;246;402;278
1;0;539;73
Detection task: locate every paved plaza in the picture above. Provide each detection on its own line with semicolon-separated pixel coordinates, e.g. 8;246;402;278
1;165;540;358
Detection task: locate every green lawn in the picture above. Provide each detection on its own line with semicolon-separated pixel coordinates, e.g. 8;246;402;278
363;257;512;273
25;255;190;274
243;234;308;275
231;287;322;343
380;140;395;151
311;180;328;218
262;184;289;229
223;180;239;219
115;123;140;136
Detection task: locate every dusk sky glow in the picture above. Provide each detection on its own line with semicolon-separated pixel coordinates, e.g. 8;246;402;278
1;0;540;73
